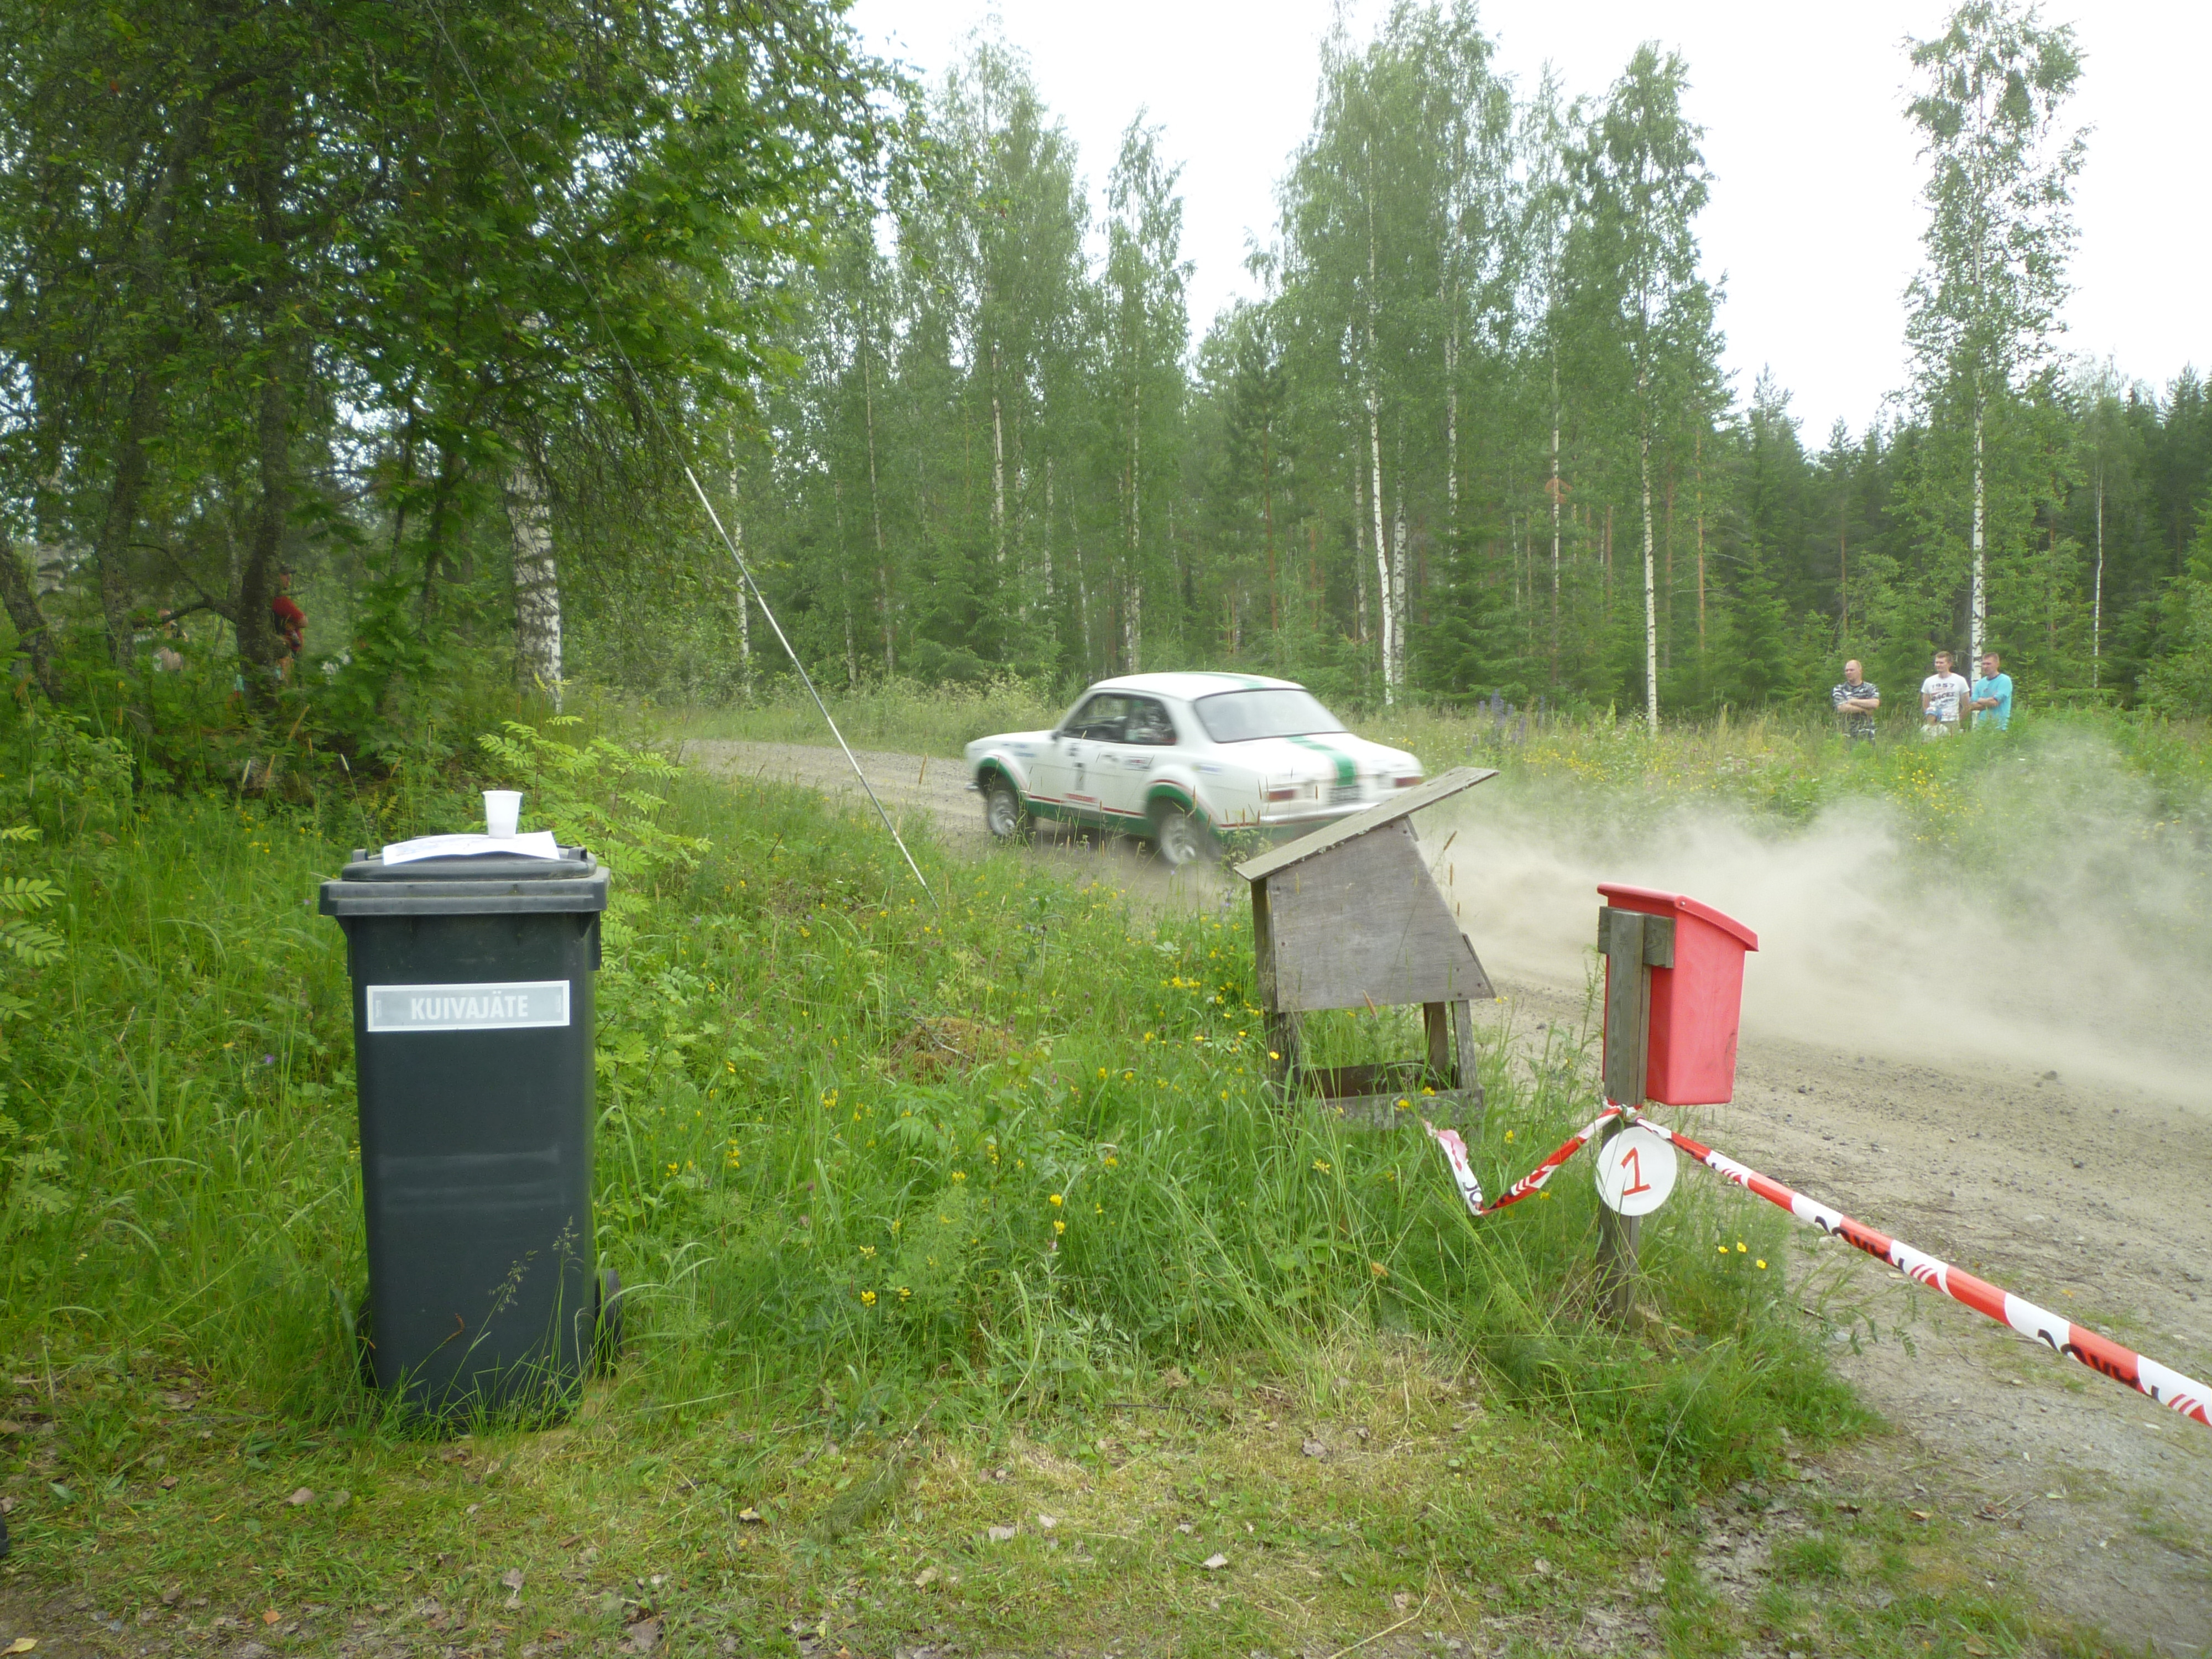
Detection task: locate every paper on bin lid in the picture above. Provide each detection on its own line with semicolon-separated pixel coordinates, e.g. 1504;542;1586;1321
379;831;563;866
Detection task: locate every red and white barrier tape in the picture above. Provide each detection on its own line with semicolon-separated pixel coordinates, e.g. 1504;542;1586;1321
1423;1104;2211;1430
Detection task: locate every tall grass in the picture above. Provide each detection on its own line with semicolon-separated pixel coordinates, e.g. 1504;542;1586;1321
4;715;1864;1533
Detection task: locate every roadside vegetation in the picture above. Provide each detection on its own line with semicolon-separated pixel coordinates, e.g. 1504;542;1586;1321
0;698;2127;1656
671;676;2211;839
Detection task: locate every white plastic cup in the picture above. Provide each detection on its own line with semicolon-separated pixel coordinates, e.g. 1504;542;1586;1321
483;791;523;839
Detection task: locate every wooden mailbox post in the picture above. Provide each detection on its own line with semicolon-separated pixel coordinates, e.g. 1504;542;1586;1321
1236;768;1499;1127
1593;904;1674;1321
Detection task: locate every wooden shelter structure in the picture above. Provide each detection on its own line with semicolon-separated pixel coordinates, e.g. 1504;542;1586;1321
1236;767;1498;1126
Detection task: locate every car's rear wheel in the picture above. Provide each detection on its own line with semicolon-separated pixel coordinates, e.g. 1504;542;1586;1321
983;775;1029;841
1151;802;1212;868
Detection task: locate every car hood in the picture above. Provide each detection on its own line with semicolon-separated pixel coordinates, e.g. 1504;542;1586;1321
1219;732;1417;780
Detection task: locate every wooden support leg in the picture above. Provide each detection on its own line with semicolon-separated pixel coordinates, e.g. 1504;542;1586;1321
1450;999;1483;1133
1595;908;1652;1322
1594;1119;1640;1321
1266;1009;1302;1092
1422;1002;1450;1083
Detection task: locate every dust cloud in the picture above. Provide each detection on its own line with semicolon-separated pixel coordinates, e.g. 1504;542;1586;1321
1417;737;2212;1107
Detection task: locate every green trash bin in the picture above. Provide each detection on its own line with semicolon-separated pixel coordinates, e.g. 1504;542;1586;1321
320;841;613;1420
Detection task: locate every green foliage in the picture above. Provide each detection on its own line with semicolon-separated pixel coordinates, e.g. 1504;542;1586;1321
2139;509;2212;715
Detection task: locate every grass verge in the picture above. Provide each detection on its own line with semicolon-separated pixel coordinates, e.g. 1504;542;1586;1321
0;716;2120;1655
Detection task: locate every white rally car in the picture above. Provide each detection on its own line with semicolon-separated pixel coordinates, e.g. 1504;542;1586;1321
963;672;1425;865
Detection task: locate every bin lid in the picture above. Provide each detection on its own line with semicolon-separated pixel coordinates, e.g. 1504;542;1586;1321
319;847;609;917
1597;883;1758;951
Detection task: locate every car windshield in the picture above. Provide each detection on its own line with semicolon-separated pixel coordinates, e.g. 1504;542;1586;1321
1193;688;1348;743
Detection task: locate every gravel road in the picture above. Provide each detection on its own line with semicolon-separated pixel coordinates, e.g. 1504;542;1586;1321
684;737;2212;1652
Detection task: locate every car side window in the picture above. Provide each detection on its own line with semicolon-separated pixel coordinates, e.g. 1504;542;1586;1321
1068;695;1128;742
1124;697;1177;746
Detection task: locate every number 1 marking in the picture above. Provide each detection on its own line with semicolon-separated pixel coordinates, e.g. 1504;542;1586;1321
1621;1146;1652;1197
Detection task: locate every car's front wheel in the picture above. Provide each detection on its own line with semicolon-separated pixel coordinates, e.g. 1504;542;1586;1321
1151;802;1212;868
983;775;1029;841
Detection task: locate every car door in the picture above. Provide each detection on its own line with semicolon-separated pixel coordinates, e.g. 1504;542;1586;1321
1036;693;1127;823
1094;695;1176;825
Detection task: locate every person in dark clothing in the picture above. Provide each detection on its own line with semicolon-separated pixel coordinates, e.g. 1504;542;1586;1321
1830;659;1880;742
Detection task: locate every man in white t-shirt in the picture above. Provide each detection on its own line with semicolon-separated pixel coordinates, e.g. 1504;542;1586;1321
1920;650;1970;739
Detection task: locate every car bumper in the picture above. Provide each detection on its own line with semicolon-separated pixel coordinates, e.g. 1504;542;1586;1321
1235;791;1417;837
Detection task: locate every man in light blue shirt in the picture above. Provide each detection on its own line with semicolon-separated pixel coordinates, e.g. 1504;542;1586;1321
1969;650;2013;731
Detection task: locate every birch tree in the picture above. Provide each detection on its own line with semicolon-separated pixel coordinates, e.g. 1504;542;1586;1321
1567;45;1717;729
1904;0;2084;665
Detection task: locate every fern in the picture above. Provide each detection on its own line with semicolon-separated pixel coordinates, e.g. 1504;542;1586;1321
0;1100;67;1235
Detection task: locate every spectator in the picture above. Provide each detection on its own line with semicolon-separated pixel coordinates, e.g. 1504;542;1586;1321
271;567;306;681
153;608;184;674
1920;650;1970;739
1830;660;1880;743
1969;649;2013;731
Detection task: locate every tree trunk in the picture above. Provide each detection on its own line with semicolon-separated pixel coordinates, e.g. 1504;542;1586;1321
93;377;161;665
0;527;58;698
236;94;297;710
862;332;892;674
2091;466;2104;688
1262;424;1277;634
90;64;219;668
505;461;563;707
1043;453;1057;606
1367;392;1392;701
731;515;753;692
236;349;289;706
1390;488;1408;690
1445;320;1459;560
1551;364;1562;682
1364;154;1396;705
1640;418;1658;731
990;343;1007;567
1352;454;1369;644
1694;431;1707;655
1970;397;1987;663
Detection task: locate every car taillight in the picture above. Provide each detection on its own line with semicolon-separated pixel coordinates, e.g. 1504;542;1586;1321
1393;774;1423;788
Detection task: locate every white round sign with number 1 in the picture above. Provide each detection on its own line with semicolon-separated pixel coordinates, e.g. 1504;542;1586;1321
1594;1124;1678;1216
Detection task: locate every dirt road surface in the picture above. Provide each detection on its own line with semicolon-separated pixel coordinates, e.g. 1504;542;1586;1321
685;738;2211;1653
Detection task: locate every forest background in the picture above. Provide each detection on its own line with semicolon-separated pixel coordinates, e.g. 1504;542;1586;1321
1;0;2208;763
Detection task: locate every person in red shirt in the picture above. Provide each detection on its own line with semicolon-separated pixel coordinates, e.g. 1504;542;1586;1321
271;567;305;680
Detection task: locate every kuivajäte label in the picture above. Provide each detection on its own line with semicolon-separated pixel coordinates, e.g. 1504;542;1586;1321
366;980;571;1034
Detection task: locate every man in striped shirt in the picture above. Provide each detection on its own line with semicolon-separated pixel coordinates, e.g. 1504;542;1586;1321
1830;660;1880;742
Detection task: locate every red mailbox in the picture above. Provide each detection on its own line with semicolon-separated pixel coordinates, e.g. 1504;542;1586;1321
1597;884;1759;1105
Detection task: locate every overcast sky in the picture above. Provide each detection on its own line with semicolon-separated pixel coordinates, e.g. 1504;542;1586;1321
846;0;2210;440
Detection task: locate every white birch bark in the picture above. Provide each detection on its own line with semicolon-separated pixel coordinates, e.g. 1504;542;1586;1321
1390;489;1408;690
1970;398;1987;664
1367;391;1392;701
990;343;1008;567
504;462;562;709
1550;357;1562;663
1640;415;1658;730
2091;465;2104;688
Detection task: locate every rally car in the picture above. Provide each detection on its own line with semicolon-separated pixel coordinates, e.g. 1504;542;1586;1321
963;672;1425;865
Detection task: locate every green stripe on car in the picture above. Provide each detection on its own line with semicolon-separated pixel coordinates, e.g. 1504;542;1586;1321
1286;733;1355;786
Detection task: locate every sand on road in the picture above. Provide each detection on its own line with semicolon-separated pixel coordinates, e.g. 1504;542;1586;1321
684;737;2212;1652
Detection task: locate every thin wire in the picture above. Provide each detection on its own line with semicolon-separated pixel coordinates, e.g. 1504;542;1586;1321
422;0;938;909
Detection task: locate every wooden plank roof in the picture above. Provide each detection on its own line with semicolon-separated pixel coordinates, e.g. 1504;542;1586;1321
1233;765;1498;884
